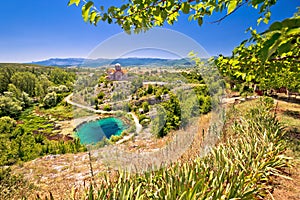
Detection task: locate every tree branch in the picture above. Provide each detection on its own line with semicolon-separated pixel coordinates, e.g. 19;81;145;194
210;1;248;24
270;55;300;62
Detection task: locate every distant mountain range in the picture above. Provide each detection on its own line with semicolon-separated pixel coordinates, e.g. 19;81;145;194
28;57;197;67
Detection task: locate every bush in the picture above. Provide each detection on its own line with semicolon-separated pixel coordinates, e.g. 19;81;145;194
121;130;129;136
97;91;105;99
0;116;16;134
138;114;147;123
140;118;150;126
103;104;111;111
142;101;150;113
43;92;58;108
110;135;122;143
201;96;211;114
58;85;69;93
0;95;22;118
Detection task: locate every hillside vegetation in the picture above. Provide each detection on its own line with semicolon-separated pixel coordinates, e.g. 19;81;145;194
21;97;295;200
0;64;87;167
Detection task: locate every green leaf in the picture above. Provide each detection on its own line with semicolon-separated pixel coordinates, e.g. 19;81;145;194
262;11;271;24
268;21;282;32
282;17;300;29
259;32;281;61
68;0;80;6
181;2;190;14
197;17;203;26
277;41;292;55
286;27;300;36
94;15;101;25
188;14;194;21
251;0;264;6
227;0;238;14
153;8;160;16
89;11;97;24
82;1;94;22
257;17;263;25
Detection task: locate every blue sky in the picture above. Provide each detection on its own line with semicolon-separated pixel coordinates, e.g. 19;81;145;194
0;0;298;62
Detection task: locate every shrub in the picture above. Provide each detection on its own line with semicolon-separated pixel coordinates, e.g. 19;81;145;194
0;116;16;134
103;104;111;111
110;135;122;143
97;91;105;99
43;92;58;108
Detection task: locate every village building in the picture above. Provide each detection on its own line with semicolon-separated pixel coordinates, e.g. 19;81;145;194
107;63;127;81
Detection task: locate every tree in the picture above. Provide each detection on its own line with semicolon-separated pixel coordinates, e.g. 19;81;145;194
43;92;58;108
58;85;69;93
0;116;16;135
68;0;276;33
7;84;32;108
49;68;74;85
0;96;22;118
97;91;105;99
103;104;112;111
11;72;37;97
147;84;153;94
0;66;16;93
151;105;167;138
142;101;149;113
131;77;143;93
215;14;300;91
36;75;53;97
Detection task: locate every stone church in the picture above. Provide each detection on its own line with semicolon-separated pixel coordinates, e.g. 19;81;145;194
107;63;127;81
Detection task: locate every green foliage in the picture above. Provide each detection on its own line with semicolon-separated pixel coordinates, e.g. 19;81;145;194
137;113;148;123
49;68;75;85
200;95;212;114
181;71;204;84
0;64;75;100
0;125;86;166
103;104;112;111
7;83;21;99
0;107;86;166
0;116;16;134
146;84;153;94
43;92;58;108
11;71;37;96
151;93;181;138
216;15;300;92
150;105;167;138
0;95;22;118
0;64;86;167
68;0;276;33
110;135;123;143
97;91;105;99
131;77;143;93
141;101;149;113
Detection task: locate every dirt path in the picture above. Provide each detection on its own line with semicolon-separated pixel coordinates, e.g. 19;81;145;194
268;163;300;200
265;100;300;199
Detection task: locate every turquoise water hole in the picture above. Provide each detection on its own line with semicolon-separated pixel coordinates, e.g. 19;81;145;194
75;117;125;145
